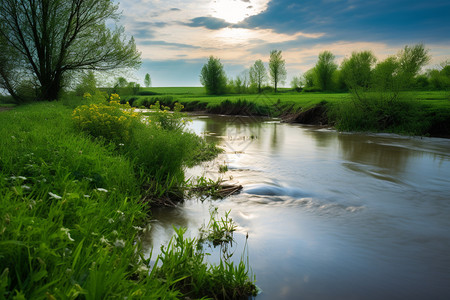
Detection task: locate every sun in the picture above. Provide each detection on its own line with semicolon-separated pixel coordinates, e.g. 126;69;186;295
210;0;267;24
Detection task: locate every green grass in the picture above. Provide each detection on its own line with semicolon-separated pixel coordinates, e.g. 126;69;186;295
140;87;206;95
126;88;449;136
0;102;257;299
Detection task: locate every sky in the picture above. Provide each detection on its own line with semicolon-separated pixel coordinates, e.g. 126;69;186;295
116;0;450;87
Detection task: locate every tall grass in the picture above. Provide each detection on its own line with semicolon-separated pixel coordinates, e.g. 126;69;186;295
329;90;437;135
152;227;257;299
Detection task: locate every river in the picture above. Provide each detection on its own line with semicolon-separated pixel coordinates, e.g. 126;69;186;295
144;114;450;299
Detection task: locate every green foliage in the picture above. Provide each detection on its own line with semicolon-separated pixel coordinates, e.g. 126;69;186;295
302;68;317;88
200;56;228;95
152;226;257;299
428;62;450;90
314;51;338;91
397;43;431;86
132;95;175;108
290;75;302;91
218;164;229;173
340;51;377;90
207;99;272;116
0;102;253;299
75;71;98;96
144;73;152;88
371;56;401;92
269;50;287;93
115;77;128;88
199;208;236;246
149;101;188;131
330;91;433;135
250;59;268;93
113;77;141;96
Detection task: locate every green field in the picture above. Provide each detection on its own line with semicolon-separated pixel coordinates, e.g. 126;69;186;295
132;88;449;111
126;89;450;136
140;86;206;95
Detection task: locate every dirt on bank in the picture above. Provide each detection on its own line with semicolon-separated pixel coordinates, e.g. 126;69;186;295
281;102;329;126
0;107;14;113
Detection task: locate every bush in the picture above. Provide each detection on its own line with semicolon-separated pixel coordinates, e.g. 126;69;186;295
137;90;161;96
149;101;187;131
72;95;140;144
302;86;322;92
330;91;429;135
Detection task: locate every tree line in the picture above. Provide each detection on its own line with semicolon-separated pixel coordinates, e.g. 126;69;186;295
200;44;449;95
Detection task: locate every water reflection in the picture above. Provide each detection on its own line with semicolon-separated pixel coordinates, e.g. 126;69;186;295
151;115;450;299
337;134;410;174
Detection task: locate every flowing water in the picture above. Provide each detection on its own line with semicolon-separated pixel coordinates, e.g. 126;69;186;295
144;115;450;299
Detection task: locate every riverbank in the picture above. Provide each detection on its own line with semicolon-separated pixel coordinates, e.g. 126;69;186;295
0;102;256;299
124;90;450;138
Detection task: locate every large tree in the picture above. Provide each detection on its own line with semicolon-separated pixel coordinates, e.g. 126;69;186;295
397;43;430;86
372;44;431;92
314;51;338;91
269;50;287;93
0;0;141;102
200;56;227;95
340;51;377;90
249;59;267;93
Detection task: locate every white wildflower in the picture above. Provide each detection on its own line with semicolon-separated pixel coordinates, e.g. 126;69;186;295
112;230;118;236
100;236;109;244
108;218;114;224
137;265;149;273
21;185;31;190
96;188;108;192
49;192;62;199
114;239;125;248
18;176;27;180
133;226;144;231
84;194;90;198
60;227;75;242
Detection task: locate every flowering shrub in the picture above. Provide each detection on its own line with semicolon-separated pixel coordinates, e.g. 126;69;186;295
110;93;120;102
149;101;189;131
72;97;139;144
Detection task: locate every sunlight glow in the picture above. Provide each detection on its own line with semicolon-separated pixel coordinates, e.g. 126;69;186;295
210;0;268;24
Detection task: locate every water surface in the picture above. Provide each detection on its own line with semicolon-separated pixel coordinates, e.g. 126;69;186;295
145;115;450;299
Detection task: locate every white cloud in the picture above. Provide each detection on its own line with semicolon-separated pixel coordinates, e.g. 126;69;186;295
118;0;450;86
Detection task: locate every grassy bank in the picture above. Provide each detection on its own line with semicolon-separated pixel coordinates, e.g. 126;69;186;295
124;88;450;136
0;102;256;299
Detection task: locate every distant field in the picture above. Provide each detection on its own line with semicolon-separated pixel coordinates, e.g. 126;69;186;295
140;87;206;95
129;89;449;112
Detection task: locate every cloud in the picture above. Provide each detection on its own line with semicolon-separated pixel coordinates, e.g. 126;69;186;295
138;40;200;49
240;0;450;44
117;0;450;87
183;17;232;30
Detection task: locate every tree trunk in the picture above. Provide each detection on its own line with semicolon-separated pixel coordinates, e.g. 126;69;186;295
39;72;62;101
